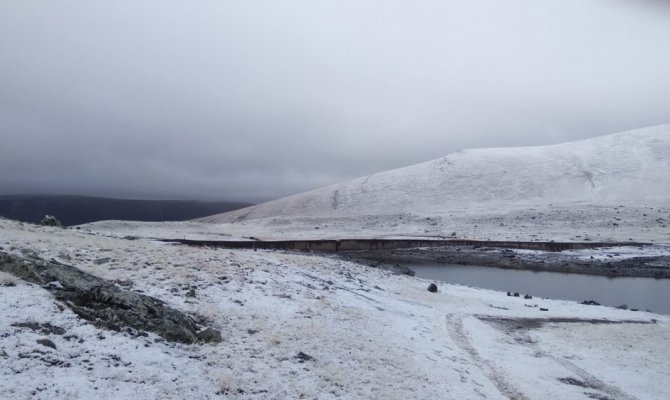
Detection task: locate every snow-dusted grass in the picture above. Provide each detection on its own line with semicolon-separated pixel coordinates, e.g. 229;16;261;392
2;218;670;399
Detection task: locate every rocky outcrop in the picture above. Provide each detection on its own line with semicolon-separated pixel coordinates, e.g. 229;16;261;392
0;251;222;344
39;215;63;228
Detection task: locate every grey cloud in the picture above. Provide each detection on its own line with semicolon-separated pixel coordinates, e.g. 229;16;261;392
1;0;669;202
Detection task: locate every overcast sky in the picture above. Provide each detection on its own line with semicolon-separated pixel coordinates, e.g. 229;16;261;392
1;0;669;202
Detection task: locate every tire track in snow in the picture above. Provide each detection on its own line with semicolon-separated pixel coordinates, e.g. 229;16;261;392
487;317;640;400
445;314;530;400
551;352;639;400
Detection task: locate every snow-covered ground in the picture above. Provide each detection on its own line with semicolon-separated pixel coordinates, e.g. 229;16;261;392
79;201;670;244
2;218;669;399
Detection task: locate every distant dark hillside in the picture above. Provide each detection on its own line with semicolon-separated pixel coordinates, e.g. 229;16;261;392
0;195;252;226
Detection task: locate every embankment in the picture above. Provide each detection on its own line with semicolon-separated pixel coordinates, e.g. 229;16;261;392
156;237;668;278
158;238;648;252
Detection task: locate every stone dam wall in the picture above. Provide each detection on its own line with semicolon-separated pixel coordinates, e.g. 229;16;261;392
159;238;649;252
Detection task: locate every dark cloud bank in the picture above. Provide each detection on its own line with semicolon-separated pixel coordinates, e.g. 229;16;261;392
1;1;669;202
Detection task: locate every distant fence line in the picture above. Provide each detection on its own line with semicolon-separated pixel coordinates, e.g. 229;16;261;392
157;238;650;252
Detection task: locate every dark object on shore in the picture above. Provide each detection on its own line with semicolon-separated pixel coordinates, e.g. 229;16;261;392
616;304;628;310
295;351;313;363
513;292;520;297
196;327;223;343
540;308;549;311
427;283;438;293
0;251;222;344
39;215;63;228
500;249;516;258
524;294;532;299
581;300;601;306
395;264;415;275
507;291;512;296
36;338;57;349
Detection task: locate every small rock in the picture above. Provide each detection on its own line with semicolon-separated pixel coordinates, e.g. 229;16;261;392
427;283;438;293
507;291;512;296
540;308;549;312
1;280;16;287
185;288;196;298
12;322;66;335
513;292;520;297
197;327;223;344
524;294;532;299
295;351;313;362
0;349;8;357
616;304;628;310
36;339;57;349
12;321;40;331
45;281;65;290
114;279;133;288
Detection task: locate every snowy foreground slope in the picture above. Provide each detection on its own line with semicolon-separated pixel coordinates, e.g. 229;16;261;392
2;219;670;399
184;124;670;242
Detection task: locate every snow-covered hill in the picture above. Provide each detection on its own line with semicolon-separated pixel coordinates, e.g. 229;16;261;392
207;125;670;221
192;125;670;242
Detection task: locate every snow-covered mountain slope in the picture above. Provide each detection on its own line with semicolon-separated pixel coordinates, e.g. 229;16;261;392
206;125;670;223
185;125;670;242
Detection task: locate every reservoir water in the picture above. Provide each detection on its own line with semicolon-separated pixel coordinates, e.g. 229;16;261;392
410;263;670;315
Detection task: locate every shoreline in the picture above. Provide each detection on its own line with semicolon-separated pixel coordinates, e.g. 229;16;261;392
149;235;670;279
341;246;670;279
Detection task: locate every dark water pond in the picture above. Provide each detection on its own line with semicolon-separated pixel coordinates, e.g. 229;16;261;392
410;263;670;315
